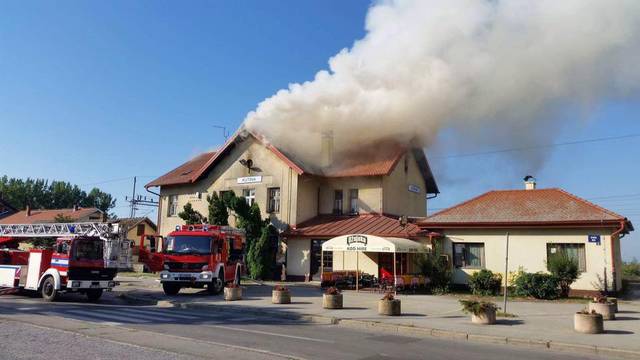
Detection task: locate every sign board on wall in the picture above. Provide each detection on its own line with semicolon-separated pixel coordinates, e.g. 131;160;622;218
237;176;262;184
588;234;601;245
408;184;421;193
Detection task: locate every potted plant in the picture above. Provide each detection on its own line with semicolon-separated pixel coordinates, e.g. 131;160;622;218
224;283;242;301
378;292;401;316
574;308;604;334
607;296;619;313
272;285;291;304
322;287;343;309
588;296;616;320
459;299;498;325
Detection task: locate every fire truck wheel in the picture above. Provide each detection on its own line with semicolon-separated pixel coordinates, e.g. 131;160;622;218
208;270;224;295
162;283;181;295
86;289;103;302
41;276;58;302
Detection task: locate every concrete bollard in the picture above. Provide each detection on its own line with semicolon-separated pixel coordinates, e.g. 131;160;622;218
272;289;291;304
574;312;604;334
322;294;343;309
224;287;242;301
378;299;401;316
471;308;497;325
588;302;616;320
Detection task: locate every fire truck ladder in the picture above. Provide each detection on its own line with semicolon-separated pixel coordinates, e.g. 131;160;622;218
0;222;117;238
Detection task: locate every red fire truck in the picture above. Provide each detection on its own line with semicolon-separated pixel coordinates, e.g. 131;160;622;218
138;224;245;295
0;222;131;302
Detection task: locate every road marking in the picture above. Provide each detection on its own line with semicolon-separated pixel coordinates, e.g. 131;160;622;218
17;307;38;311
64;309;152;324
202;324;335;343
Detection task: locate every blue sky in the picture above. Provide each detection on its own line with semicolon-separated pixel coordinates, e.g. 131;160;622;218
1;1;639;260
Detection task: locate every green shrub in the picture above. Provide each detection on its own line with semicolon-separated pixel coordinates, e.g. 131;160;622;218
459;299;499;315
512;271;560;299
415;249;452;294
547;252;580;297
468;269;502;296
623;258;640;279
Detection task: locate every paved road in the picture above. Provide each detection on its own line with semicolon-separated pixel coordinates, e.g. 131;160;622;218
0;294;614;360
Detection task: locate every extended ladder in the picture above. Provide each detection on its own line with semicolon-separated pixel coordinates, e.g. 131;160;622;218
0;222;118;238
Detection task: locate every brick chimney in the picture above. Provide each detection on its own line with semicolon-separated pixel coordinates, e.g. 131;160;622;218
73;204;79;211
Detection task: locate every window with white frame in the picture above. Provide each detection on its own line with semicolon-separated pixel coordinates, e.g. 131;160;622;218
267;187;280;213
547;243;586;272
168;195;179;217
453;242;485;268
243;188;256;206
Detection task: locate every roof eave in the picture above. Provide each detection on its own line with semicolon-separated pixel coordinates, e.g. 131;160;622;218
419;219;628;229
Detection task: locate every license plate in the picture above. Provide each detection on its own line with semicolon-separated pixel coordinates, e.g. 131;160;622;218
90;283;100;288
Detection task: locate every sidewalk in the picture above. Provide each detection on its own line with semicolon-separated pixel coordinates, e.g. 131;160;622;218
114;277;640;358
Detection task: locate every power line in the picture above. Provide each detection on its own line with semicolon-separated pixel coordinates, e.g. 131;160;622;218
79;175;156;187
433;133;640;160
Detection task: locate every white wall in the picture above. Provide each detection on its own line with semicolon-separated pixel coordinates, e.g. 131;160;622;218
441;228;619;292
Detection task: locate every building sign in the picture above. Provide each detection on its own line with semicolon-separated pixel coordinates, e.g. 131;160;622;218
588;234;601;245
408;184;421;193
237;176;262;184
346;235;368;251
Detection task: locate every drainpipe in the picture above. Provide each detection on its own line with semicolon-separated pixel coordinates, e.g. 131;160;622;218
610;220;626;293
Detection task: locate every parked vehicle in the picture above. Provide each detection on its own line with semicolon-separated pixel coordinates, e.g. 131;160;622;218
138;224;245;295
0;222;132;302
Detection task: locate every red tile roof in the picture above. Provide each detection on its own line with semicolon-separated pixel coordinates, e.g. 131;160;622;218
419;188;632;230
286;214;424;238
147;128;439;193
0;208;104;224
146;151;217;188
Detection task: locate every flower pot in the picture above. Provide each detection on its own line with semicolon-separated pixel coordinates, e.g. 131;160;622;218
378;299;401;316
607;297;618;313
471;308;497;325
272;290;291;304
574;312;604;334
322;294;343;309
224;287;242;301
588;302;616;320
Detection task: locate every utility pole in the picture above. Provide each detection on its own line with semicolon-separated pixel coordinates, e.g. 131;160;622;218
126;176;158;219
503;232;510;314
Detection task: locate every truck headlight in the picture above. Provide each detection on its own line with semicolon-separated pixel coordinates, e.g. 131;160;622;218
200;273;210;279
161;273;169;279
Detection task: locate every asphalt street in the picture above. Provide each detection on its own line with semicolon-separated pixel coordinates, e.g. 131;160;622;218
0;293;616;360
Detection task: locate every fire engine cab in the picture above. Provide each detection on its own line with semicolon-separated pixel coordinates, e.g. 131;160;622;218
0;222;131;302
139;224;245;295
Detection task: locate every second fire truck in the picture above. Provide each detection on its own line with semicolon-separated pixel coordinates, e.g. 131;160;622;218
139;224;245;295
0;222;131;301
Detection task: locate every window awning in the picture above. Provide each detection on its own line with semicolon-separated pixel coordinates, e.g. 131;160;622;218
321;234;428;253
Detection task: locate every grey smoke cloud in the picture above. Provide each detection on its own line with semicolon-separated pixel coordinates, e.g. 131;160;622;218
245;0;640;167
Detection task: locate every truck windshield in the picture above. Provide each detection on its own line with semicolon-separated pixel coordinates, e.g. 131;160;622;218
164;236;211;255
73;239;104;261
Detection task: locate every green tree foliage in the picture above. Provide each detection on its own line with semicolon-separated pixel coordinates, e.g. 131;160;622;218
0;176;116;214
623;258;640;279
468;269;503;296
546;252;580;297
415;246;452;294
207;192;229;226
247;224;278;280
178;203;207;225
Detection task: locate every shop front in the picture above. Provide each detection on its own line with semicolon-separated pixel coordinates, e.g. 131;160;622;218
320;234;429;293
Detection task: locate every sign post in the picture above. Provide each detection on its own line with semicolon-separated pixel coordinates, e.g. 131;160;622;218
503;232;510;314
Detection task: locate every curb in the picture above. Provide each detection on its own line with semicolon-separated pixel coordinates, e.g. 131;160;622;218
118;293;640;359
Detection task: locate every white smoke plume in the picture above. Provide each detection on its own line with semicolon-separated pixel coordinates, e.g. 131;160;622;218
245;0;640;167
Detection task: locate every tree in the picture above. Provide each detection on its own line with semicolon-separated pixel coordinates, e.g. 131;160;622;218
415;244;452;294
178;203;207;225
0;176;116;213
547;252;580;297
247;224;278;280
207;192;229;225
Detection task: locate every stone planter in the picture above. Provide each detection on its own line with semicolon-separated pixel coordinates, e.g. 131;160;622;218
607;297;618;313
588;302;616;320
322;294;343;309
224;287;242;301
378;299;401;316
574;312;604;334
471;308;497;325
272;289;291;304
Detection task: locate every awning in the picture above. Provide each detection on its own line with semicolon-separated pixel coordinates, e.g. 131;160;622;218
321;234;428;253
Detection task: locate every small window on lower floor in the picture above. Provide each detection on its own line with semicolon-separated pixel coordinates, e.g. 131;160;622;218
547;243;586;272
453;242;485;268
